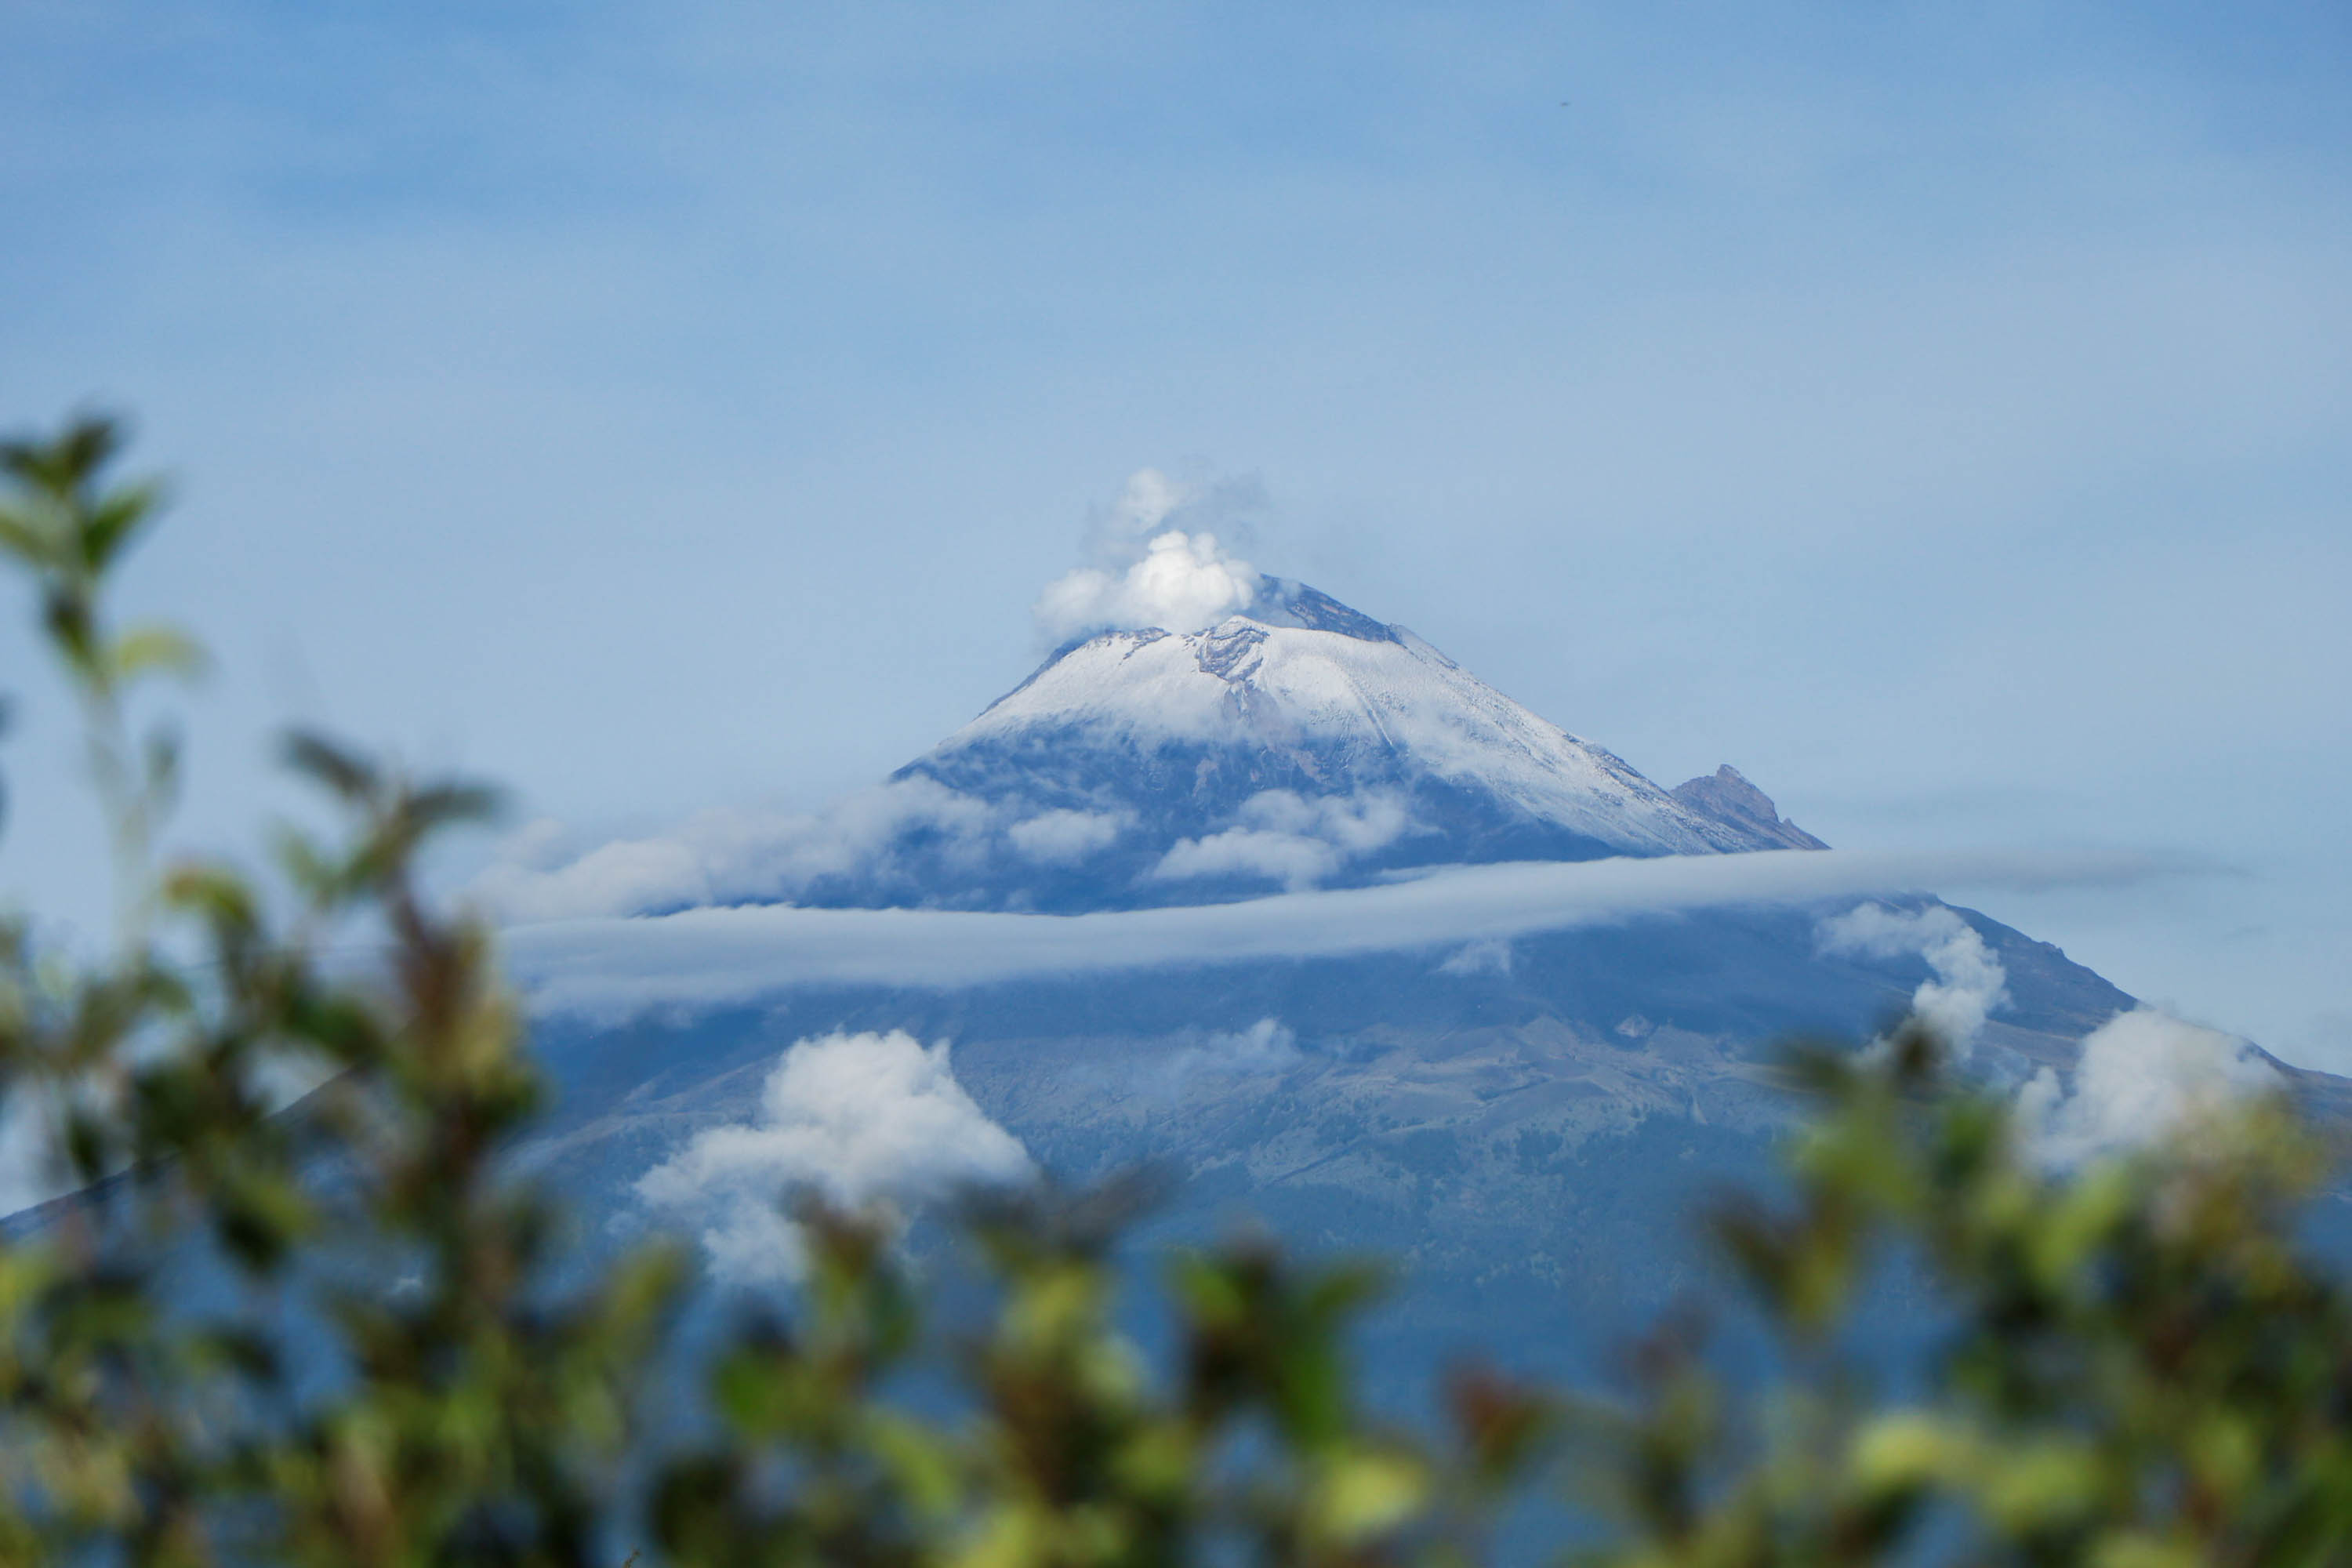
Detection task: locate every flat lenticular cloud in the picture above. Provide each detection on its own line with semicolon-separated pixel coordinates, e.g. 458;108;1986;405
504;845;2198;1021
472;776;1051;923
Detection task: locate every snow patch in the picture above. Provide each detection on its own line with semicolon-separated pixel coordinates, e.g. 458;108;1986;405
944;615;1760;858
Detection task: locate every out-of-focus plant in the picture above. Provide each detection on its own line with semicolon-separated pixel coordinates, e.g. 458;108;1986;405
0;416;1540;1566
0;415;689;1566
1;412;2350;1566
1566;1020;2352;1566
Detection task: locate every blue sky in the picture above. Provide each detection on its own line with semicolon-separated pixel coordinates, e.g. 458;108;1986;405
4;1;2349;1063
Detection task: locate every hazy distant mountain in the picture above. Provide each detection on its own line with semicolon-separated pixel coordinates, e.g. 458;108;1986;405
1670;764;1830;851
495;577;2341;1396
795;576;1828;912
31;575;2314;1408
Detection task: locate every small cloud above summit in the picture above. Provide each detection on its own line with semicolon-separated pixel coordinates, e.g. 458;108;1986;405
1035;530;1259;641
1033;468;1267;641
1076;467;1268;566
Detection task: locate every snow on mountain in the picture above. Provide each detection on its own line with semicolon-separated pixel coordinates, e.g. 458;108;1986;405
943;605;1717;849
887;577;1822;907
476;578;1826;920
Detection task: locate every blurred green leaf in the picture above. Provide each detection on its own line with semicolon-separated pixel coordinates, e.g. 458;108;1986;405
108;623;205;684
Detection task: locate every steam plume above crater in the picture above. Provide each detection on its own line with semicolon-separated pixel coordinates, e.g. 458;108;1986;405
1032;469;1265;640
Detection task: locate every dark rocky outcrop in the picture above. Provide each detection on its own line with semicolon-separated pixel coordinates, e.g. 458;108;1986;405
1671;764;1829;851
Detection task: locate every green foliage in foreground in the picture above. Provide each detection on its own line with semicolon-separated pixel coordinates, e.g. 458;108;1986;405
3;415;2352;1566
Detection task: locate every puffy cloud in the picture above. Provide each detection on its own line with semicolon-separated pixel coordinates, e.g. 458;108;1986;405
2014;1007;2281;1168
1439;938;1514;976
1151;827;1340;891
1817;901;2009;1058
475;833;712;924
1239;789;1409;852
1035;529;1260;642
504;846;2192;1020
469;778;1414;924
1144;1018;1303;1098
1186;1017;1299;1074
1150;789;1410;891
1006;808;1127;866
470;778;1096;922
1032;470;1265;641
634;1029;1034;1285
491;816;572;873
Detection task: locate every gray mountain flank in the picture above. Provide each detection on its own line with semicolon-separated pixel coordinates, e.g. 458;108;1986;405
9;552;2350;1547
858;581;1828;912
1671;764;1830;851
31;576;2346;1428
505;578;2352;1396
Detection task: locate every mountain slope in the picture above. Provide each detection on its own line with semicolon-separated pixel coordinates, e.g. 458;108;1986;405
1671;765;1830;851
871;578;1821;910
516;898;2164;1391
495;571;2310;1388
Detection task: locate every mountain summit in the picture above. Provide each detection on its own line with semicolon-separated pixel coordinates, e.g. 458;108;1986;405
470;576;1824;924
873;577;1823;910
489;566;2325;1404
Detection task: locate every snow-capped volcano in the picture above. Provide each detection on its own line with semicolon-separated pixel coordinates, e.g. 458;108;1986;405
875;577;1823;910
476;578;1824;921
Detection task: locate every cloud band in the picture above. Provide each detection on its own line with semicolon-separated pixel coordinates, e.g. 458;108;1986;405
505;846;2198;1019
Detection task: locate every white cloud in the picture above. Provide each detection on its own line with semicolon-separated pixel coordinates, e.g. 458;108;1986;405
1006;808;1127;865
467;777;1412;924
633;1029;1034;1285
1439;938;1514;976
1149;789;1410;891
1239;789;1410;853
469;777;1098;922
2014;1007;2281;1168
1817;901;2009;1058
1151;827;1339;891
474;833;712;924
1035;528;1260;642
1145;1017;1303;1098
504;846;2193;1021
492;816;573;873
1032;470;1265;641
